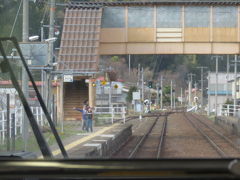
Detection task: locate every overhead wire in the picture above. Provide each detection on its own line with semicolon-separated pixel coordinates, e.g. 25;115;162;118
39;3;49;40
2;0;23;96
5;0;23;52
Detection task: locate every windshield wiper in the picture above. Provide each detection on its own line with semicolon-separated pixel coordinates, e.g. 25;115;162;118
0;37;68;159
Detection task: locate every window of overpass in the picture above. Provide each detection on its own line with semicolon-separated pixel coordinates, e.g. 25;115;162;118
157;6;182;28
185;6;210;27
213;6;237;27
101;7;125;28
128;6;154;28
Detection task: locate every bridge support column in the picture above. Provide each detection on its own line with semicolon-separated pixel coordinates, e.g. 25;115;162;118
89;78;96;108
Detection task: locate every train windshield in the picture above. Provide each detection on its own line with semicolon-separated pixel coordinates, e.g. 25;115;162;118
1;0;240;164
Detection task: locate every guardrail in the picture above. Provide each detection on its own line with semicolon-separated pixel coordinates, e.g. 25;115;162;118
0;106;45;145
220;104;240;117
94;106;126;124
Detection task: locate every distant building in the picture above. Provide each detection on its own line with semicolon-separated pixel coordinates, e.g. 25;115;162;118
228;76;240;103
208;72;234;115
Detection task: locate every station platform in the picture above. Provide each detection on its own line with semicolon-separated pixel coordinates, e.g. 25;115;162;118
46;123;132;159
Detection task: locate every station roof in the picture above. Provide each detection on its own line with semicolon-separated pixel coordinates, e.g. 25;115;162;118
57;7;102;73
68;0;240;8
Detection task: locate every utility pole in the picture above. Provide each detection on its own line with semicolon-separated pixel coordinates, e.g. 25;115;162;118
170;80;173;109
188;73;195;107
137;64;142;120
180;88;183;106
211;55;223;116
226;55;230;99
141;67;144;115
22;0;29;151
194;82;197;106
160;76;163;109
196;66;207;110
109;81;112;108
156;82;159;108
47;0;55;116
137;64;140;87
173;84;176;109
142;71;144;103
207;71;210;116
41;21;44;42
128;54;131;77
232;55;240;116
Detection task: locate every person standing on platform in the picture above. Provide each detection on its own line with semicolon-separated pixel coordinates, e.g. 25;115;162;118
86;106;93;132
73;105;87;131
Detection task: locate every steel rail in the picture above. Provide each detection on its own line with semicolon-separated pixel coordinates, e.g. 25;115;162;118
184;113;226;157
157;116;168;159
190;113;240;153
128;116;160;159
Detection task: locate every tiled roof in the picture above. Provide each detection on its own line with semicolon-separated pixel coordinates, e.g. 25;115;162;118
68;0;240;7
57;6;102;74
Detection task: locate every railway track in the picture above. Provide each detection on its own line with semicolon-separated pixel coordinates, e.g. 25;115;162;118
112;114;168;158
128;115;167;159
184;113;240;158
113;111;173;124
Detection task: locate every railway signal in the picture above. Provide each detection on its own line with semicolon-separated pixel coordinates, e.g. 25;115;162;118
148;81;153;88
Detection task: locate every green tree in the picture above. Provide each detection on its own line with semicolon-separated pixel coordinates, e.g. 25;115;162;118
162;86;171;105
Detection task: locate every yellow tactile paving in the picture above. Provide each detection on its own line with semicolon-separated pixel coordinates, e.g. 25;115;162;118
38;123;119;159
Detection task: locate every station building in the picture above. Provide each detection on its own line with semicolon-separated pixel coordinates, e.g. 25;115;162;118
208;72;234;115
56;1;240;121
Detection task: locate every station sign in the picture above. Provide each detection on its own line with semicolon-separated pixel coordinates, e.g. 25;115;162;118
132;91;140;100
64;75;73;82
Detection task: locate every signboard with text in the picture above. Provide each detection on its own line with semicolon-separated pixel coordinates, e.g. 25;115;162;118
133;91;140;100
64;75;73;82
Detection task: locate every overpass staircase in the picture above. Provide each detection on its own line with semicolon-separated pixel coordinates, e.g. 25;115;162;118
64;81;88;121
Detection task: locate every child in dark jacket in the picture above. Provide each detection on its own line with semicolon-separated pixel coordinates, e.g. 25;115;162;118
73;105;88;131
86;106;93;132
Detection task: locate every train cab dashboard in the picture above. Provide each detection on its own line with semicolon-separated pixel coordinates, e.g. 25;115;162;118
1;158;240;180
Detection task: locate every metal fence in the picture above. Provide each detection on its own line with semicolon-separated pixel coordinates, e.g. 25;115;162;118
94;106;126;124
219;104;240;117
0;106;44;145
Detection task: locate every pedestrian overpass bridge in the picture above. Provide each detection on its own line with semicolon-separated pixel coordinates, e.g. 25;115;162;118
58;0;240;72
57;0;240;118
